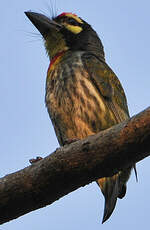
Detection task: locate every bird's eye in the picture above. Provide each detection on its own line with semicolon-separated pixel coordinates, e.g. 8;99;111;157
67;18;79;26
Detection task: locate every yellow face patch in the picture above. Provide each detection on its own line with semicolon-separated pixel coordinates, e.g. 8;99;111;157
64;23;83;34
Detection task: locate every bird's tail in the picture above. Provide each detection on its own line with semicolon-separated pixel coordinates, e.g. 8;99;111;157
97;167;132;223
97;174;119;223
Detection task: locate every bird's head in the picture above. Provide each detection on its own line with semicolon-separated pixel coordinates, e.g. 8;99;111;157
25;11;105;61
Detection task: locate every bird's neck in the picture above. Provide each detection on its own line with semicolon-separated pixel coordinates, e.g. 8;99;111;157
47;50;66;73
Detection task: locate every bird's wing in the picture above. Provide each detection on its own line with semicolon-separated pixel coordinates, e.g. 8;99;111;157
82;53;129;123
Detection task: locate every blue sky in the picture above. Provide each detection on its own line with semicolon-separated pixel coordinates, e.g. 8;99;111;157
1;0;150;229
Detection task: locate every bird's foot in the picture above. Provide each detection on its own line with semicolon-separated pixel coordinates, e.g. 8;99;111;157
29;156;43;164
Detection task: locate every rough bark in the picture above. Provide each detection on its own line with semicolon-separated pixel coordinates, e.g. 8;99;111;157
0;107;150;224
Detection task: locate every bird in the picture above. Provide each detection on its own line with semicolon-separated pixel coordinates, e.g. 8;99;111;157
25;11;134;223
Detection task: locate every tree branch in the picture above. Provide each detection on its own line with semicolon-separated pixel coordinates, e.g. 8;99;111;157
0;107;150;224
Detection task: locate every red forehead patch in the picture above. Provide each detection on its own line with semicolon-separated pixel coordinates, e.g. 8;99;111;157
58;12;77;18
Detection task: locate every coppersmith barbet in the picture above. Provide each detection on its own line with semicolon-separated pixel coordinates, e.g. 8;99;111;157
25;11;134;223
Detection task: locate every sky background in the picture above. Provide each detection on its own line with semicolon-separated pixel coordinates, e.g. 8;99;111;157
1;0;150;229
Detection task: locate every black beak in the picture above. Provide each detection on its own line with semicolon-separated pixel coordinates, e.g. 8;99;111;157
25;11;62;38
